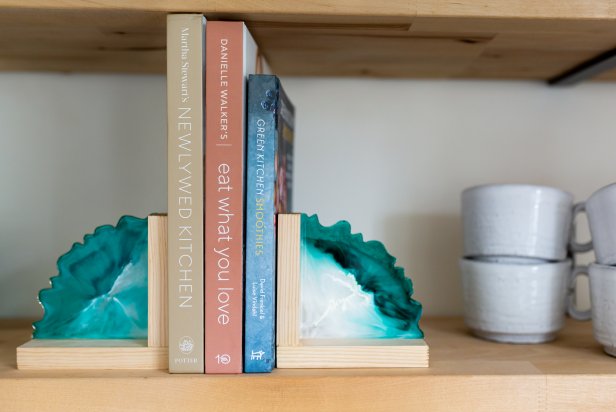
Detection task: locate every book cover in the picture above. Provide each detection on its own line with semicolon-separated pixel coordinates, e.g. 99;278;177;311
167;14;205;373
204;21;269;373
244;75;295;373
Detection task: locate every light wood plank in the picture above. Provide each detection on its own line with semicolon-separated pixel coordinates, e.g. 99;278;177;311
547;376;616;411
0;2;616;79
148;214;168;348
278;340;428;368
17;339;167;370
251;25;491;77
416;0;616;20
0;1;416;18
2;0;616;21
0;7;166;73
276;214;301;347
4;318;616;410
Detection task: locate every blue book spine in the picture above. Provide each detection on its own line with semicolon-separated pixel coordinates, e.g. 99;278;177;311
244;75;294;372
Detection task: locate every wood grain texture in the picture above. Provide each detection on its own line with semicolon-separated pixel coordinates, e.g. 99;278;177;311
0;7;166;73
1;1;616;79
17;339;167;370
416;0;616;20
276;214;301;347
1;0;614;20
277;340;428;368
4;318;616;410
148;214;168;348
0;1;415;17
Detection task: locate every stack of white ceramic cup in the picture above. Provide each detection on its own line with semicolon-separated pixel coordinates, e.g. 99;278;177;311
568;183;616;357
460;184;574;344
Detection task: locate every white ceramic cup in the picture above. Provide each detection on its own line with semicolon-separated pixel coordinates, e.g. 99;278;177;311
460;258;570;343
571;263;616;357
570;183;616;265
462;184;574;261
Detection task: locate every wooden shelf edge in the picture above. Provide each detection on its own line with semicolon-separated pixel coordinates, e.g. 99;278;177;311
0;1;415;19
2;2;616;78
4;318;616;410
1;1;616;20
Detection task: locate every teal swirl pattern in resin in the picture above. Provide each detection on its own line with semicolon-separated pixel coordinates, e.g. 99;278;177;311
33;216;148;339
300;214;423;339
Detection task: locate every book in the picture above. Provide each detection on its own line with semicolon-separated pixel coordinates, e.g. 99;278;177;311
204;21;269;373
167;14;206;374
244;75;294;373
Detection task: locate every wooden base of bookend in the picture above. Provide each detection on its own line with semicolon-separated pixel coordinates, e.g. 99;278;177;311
17;340;167;370
277;339;429;368
276;214;429;369
17;214;169;371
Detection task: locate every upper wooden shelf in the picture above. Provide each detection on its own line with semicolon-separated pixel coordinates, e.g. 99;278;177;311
2;317;616;411
2;1;616;79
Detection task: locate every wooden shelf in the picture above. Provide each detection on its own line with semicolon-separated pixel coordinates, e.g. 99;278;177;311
2;317;616;411
2;1;616;79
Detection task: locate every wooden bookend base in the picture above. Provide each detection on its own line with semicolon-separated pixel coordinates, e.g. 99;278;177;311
17;340;167;370
17;214;169;370
276;214;429;368
277;340;428;368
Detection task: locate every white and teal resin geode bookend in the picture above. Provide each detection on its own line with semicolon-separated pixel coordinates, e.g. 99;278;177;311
33;215;149;340
16;215;168;370
276;214;428;368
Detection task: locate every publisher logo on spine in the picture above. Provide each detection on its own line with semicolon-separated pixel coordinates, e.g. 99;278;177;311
216;353;231;365
179;336;195;355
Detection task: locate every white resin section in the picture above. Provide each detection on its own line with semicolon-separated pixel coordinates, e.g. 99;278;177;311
301;242;402;339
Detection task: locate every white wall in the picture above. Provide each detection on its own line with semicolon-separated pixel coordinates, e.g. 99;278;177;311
1;73;611;318
0;74;166;318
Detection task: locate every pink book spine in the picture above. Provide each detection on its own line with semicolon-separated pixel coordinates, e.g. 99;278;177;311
204;21;245;373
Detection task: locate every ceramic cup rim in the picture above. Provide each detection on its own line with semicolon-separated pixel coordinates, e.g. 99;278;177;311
588;182;616;204
589;262;616;271
460;257;572;270
463;255;556;264
462;183;573;200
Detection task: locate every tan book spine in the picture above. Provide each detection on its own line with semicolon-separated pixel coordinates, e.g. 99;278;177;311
167;14;205;373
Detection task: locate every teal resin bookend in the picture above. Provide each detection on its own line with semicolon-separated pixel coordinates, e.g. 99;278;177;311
301;214;423;339
33;215;148;339
277;214;428;368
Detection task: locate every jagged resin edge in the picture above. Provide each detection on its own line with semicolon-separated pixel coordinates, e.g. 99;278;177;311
301;213;424;338
33;215;148;339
